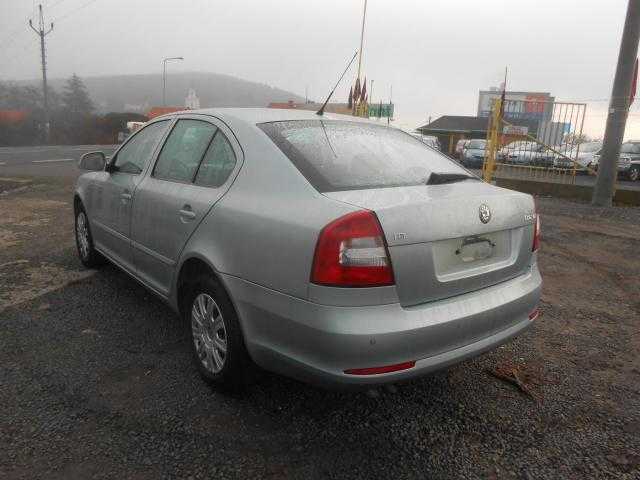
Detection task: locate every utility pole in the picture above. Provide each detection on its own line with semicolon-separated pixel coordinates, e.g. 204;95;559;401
356;0;368;83
29;4;53;144
592;0;640;207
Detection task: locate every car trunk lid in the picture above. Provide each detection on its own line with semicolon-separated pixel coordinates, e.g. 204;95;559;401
324;181;536;306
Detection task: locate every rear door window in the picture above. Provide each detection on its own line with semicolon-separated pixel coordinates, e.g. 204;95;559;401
194;131;237;188
259;120;468;192
153;119;217;183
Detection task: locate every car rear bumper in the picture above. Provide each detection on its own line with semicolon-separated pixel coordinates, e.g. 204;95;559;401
221;264;541;389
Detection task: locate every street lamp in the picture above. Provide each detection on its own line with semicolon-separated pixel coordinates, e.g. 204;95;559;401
162;56;184;106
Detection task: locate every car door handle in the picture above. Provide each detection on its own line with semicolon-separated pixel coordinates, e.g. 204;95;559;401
179;208;196;220
120;192;132;202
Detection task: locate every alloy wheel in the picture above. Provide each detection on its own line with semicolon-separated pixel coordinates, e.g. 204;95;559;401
191;293;228;374
76;211;90;260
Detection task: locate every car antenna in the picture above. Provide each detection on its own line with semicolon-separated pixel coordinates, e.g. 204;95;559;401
316;50;358;116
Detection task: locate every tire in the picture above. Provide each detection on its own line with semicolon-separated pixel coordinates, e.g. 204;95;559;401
74;203;105;268
183;274;251;390
629;165;640;182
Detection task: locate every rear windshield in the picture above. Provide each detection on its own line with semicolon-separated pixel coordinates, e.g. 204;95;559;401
258;120;468;192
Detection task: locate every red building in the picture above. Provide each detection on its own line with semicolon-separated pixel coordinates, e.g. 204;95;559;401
0;110;29;124
146;107;185;119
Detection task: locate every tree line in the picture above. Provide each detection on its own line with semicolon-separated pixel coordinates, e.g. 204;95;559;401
0;74;146;146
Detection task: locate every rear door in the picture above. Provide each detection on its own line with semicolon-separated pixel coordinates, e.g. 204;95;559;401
91;119;171;272
131;116;241;296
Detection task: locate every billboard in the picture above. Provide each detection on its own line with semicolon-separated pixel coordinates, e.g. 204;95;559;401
478;90;554;121
368;103;394;118
503;125;529;136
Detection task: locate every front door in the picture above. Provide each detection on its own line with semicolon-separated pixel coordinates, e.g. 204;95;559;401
91;119;171;272
131;117;240;295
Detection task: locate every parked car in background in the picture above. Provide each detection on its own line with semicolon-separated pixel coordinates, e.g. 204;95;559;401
455;138;470;159
74;108;541;389
461;139;487;168
499;141;548;165
553;141;602;170
618;141;640;181
591;143;638;181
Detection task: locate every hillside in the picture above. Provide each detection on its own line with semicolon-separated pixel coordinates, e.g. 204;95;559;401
42;72;304;114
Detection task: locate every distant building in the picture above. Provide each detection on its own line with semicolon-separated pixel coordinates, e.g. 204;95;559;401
146;106;184;119
417;115;540;155
185;89;200;109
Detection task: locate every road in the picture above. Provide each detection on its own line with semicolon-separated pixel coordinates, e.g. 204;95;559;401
1;145;638;191
0;145;117;179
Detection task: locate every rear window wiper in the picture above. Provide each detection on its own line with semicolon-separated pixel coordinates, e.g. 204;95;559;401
426;172;477;185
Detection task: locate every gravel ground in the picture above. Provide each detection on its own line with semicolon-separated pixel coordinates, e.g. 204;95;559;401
1;180;639;479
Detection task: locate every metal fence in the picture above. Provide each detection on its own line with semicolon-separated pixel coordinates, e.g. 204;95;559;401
482;98;589;184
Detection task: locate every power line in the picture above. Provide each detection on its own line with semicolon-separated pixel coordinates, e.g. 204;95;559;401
0;0;96;56
48;0;69;10
52;0;100;24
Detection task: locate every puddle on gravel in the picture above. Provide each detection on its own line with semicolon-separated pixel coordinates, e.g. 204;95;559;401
0;197;69;248
0;261;95;311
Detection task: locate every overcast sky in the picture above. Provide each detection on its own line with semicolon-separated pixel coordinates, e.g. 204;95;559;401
1;0;637;137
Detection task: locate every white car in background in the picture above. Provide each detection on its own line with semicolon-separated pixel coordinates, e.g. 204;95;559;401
499;141;552;166
553;141;602;170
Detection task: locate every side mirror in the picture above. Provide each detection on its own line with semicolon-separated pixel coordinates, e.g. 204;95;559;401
79;151;106;171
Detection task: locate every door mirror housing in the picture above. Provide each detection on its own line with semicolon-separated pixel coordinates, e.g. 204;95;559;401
79;151;106;171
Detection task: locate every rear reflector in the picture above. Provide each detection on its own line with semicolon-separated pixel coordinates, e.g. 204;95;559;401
529;308;540;320
344;361;416;376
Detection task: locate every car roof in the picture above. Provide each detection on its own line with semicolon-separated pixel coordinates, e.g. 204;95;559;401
155;107;379;127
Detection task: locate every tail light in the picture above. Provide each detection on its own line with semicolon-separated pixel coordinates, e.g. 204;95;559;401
311;210;395;287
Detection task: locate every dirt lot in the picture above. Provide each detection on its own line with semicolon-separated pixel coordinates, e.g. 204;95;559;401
1;177;639;479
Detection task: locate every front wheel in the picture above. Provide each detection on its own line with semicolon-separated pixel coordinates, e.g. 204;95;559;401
628;165;640;182
184;274;251;389
75;204;105;268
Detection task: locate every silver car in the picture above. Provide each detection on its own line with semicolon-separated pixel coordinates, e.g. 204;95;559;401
461;139;487;168
74;108;542;389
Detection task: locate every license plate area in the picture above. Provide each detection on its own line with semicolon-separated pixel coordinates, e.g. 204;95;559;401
456;236;495;263
432;230;515;282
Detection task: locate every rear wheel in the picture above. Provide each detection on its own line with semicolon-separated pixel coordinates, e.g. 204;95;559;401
74;204;105;268
629;165;640;182
184;274;250;389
